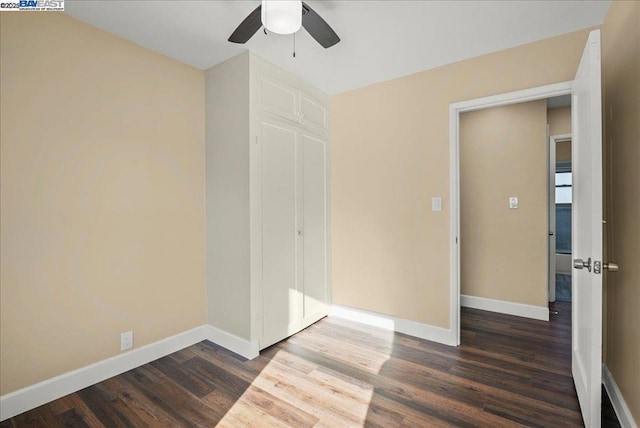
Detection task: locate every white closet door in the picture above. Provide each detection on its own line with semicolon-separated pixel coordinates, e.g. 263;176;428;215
302;133;328;321
259;76;299;123
300;93;328;131
260;120;302;349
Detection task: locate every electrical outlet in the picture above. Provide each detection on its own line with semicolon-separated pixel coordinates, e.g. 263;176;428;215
121;331;133;351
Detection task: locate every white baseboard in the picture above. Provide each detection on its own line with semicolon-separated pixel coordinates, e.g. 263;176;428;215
0;325;208;421
602;364;638;428
0;324;260;422
330;305;455;346
204;325;259;360
461;295;549;321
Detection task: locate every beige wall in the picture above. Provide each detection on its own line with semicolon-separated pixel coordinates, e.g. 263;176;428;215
332;28;593;328
556;140;572;162
0;13;206;395
460;101;548;307
602;0;640;422
548;106;572;136
548;107;572;161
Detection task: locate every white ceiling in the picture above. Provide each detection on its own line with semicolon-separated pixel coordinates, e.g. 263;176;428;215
65;1;610;95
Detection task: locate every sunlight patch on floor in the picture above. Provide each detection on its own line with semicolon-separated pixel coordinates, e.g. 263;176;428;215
216;329;393;427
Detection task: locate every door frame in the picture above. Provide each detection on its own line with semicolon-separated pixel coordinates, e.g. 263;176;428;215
448;81;573;345
548;133;572;303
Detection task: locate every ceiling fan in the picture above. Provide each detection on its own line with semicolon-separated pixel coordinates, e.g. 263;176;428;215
228;0;340;49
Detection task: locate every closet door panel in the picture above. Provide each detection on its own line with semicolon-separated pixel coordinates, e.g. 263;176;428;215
260;77;299;122
302;133;328;319
260;120;300;348
301;93;328;131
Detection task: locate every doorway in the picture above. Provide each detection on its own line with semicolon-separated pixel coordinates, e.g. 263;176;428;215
447;81;573;345
458;99;550;321
547;94;573;306
457;96;572;318
549;132;573;303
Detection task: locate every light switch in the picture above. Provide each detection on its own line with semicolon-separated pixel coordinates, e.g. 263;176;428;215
509;197;518;209
432;196;442;212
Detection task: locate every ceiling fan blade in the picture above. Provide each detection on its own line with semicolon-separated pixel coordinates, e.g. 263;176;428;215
301;2;340;48
228;5;262;44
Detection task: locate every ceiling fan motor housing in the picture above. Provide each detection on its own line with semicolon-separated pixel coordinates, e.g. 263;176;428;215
261;0;302;35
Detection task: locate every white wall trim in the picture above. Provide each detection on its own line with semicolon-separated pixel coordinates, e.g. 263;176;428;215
551;133;572;144
330;305;455;346
0;325;208;421
602;364;638;428
461;295;550;321
204;325;259;360
0;324;260;422
449;81;573;345
451;82;574;113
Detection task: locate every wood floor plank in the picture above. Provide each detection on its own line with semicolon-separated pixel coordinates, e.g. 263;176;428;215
56;408;91;428
98;375;182;427
288;328;395;374
252;358;373;426
1;302;621;427
288;326;578;419
150;355;214;398
0;400;61;428
214;392;291;428
53;393;106;427
182;356;250;398
483;393;583;427
75;384;136;427
276;342;518;427
240;386;319;427
122;365;221;426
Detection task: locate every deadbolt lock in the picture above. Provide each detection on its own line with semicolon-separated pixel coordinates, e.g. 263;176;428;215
573;257;592;272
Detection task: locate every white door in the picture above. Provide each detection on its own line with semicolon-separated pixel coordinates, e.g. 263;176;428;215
571;29;603;428
302;132;329;322
259;121;330;350
261;119;303;349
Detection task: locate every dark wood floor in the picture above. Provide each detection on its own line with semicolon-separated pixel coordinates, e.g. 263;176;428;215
1;302;620;427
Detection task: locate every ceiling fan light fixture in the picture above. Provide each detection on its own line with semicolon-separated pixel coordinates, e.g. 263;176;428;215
261;0;302;35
